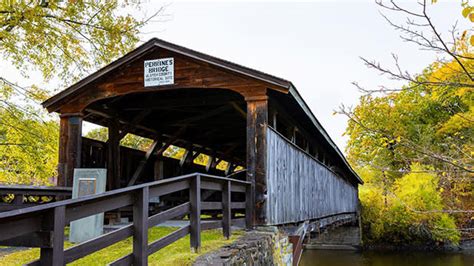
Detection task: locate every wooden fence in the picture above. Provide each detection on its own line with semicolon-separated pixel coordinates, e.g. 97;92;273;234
0;185;72;212
0;173;251;266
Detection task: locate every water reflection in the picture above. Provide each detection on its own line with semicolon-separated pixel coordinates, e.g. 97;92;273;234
300;250;474;266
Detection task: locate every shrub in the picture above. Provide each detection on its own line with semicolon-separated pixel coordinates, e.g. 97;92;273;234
359;164;460;245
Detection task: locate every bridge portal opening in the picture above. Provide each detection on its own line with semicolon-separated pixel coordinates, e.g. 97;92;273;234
82;88;247;189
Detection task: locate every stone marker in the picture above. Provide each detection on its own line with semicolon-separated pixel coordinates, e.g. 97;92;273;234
69;168;107;243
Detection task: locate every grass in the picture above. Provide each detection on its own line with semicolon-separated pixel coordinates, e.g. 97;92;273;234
0;227;243;266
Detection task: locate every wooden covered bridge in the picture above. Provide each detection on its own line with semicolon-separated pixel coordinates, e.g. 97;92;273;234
0;38;362;265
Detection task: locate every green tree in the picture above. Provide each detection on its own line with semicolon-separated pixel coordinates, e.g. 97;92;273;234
0;107;58;185
0;1;159;185
341;59;473;241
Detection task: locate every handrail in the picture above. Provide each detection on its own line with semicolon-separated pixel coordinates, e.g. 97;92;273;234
0;185;72;193
0;172;251;265
0;185;72;212
0;172;250;219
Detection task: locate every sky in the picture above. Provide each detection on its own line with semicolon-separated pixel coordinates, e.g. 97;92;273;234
1;0;467;152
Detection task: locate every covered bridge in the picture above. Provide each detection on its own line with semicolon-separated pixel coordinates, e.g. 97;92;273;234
41;38;363;226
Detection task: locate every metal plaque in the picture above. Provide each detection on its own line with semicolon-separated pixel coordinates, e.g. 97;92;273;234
144;58;174;87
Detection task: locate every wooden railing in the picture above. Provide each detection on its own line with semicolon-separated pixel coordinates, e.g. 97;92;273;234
0;185;72;212
0;173;251;265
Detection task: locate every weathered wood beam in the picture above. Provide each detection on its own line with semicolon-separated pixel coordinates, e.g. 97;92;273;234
171;105;232;126
222;181;231;239
189;175;201;252
0;231;52;248
85;108;162;140
126;140;162;187
118;95;239;111
225;163;237;176
179;145;194;168
205;154;215;172
39;206;66;265
206;158;221;173
271;111;278;129
58;114;83;187
116;110;151;141
291;127;297;143
246;95;268;226
205;151;225;173
127;127;186;186
84;108;245;166
230;102;246;118
107;119;121;190
153;160;164;181
132;187;148;265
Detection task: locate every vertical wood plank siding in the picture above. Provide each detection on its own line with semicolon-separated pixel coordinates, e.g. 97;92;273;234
266;127;358;225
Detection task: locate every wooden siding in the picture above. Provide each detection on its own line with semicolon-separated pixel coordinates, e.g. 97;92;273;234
266;126;358;225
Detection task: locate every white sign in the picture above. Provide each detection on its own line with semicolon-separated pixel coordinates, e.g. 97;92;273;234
144;58;174;87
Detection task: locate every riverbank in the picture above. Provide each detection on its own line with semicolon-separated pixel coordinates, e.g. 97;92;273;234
362;239;474;253
300;249;474;266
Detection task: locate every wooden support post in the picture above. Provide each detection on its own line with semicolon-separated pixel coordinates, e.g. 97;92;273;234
107;119;121;190
205;155;214;173
179;144;194;168
224;163;232;176
133;187;149;266
245;181;253;229
272;111;278;129
246;95;268;226
57;116;68;187
12;194;22;206
153;160;164;181
189;175;201;252
39;206;65;266
225;163;237;176
222;181;231;239
58;114;83;187
205;154;220;173
291;127;297;143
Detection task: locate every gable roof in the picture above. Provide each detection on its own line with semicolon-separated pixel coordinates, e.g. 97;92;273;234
42;37;362;184
42;38;292;112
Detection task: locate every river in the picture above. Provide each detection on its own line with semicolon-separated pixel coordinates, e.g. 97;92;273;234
300;249;474;266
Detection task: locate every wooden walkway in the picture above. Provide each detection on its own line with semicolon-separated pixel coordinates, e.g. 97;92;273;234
0;173;250;265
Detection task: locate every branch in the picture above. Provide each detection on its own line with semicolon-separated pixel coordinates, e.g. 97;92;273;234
357;56;474;94
338;105;473;173
375;0;424;17
420;0;473;81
